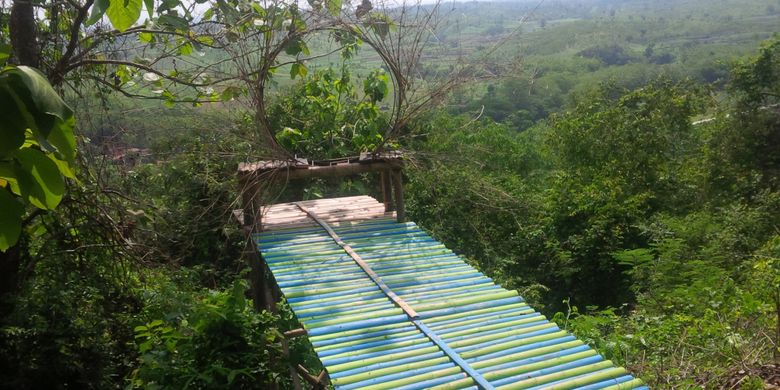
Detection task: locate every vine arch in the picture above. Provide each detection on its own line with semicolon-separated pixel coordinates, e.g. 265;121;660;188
225;0;465;161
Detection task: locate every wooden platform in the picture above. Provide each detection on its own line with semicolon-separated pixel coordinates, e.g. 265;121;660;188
255;197;647;389
260;196;395;231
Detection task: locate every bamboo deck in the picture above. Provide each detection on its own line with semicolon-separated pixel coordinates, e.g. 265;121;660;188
256;196;646;389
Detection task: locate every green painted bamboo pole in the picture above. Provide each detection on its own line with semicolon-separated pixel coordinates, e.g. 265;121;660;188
368;365;465;390
298;303;400;322
413;290;518;312
401;282;498;302
406;285;506;306
459;330;569;359
472;340;584;368
537;367;629;390
332;355;451;386
426;303;530;325
268;247;451;271
440;315;548;338
293;297;389;316
368;259;467;275
429;307;535;330
600;378;645;390
288;288;386;309
497;361;618;390
448;323;557;349
302;307;403;327
429;350;598;390
307;321;409;343
327;345;441;373
321;337;430;361
284;280;377;299
380;268;479;285
315;329;420;352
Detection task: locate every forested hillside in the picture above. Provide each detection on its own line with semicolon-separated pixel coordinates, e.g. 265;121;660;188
0;0;778;388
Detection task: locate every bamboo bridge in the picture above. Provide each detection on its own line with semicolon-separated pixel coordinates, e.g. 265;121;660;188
238;155;646;389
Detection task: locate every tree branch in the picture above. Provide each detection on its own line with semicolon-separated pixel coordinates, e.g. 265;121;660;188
49;0;95;85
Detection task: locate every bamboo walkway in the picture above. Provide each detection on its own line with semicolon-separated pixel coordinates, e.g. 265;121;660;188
255;196;646;390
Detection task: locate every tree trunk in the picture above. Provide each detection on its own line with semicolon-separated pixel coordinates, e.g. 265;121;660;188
0;243;22;317
9;0;39;67
775;288;780;362
3;0;38;319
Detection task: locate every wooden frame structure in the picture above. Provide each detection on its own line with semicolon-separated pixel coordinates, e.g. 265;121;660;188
235;153;405;390
237;152;406;230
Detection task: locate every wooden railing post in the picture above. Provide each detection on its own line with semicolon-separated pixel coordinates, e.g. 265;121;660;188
238;170;269;312
391;169;406;222
381;170;394;212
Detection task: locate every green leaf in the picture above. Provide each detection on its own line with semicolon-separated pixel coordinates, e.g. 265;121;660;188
196;35;214;45
143;0;154;19
86;0;110;26
14;148;65;210
106;0;143;32
290;62;308;79
0;162;20;196
0;84;27;157
139;32;154;43
0;188;24;251
47;115;76;165
178;42;193;56
284;37;309;56
326;0;341;16
49;154;76;179
0;66;74;156
220;86;241;101
363;69;388;102
0;44;11;66
158;13;189;30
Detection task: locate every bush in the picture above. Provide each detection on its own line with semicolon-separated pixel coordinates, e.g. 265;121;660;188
128;280;288;389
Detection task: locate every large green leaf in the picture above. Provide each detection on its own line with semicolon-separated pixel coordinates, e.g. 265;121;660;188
284;37;309;56
106;0;143;32
0;82;27;157
0;66;74;140
86;0;110;26
14;148;65;210
290;62;308;79
0;44;11;66
0;188;23;251
47;115;77;165
143;0;154;20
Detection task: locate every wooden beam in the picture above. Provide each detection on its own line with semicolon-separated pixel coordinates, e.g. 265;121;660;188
243;235;266;312
238;160;403;181
296;365;324;388
284;328;308;338
391;169;406;223
238;171;262;227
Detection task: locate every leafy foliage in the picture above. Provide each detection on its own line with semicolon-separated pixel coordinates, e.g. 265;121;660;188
0;65;76;251
270;66;390;159
406;36;780;387
128;280;287;389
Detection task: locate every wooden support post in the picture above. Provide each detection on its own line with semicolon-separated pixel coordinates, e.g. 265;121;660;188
391;169;406;223
296;365;325;389
380;170;394;212
238;172;260;227
284;328;308;338
244;236;267;312
239;169;272;312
